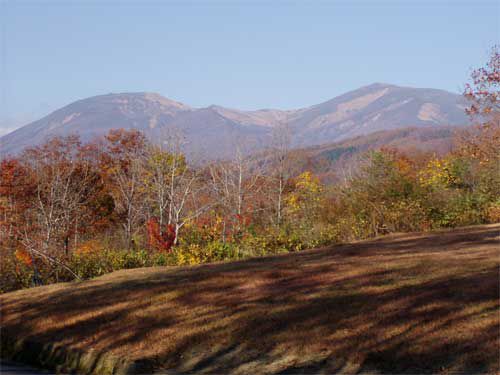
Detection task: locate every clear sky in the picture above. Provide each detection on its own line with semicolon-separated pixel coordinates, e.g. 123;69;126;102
0;0;498;135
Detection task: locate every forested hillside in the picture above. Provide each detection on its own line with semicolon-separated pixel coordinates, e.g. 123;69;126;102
0;48;498;293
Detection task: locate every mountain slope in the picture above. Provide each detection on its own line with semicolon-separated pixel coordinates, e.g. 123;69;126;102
309;125;456;161
0;92;192;156
257;126;458;184
289;83;468;146
0;84;470;158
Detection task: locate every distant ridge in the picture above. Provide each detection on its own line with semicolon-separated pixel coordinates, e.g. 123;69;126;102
0;84;470;159
289;126;458;183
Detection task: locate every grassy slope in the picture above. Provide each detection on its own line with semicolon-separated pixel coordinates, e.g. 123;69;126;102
1;225;499;374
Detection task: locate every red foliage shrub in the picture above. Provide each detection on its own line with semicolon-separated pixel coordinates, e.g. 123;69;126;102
146;218;176;252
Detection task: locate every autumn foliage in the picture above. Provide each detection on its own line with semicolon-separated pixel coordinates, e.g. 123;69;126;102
464;46;499;118
146;218;176;252
0;47;499;293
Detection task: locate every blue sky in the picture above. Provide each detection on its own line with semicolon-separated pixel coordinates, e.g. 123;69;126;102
0;0;498;134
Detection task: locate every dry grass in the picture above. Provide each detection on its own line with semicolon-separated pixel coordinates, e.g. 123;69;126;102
1;224;499;374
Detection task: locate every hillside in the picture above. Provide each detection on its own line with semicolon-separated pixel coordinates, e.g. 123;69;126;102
1;224;498;374
0;84;469;159
288;83;469;146
264;126;458;183
308;125;456;160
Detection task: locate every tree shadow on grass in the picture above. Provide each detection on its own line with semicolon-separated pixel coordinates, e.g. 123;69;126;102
1;225;499;374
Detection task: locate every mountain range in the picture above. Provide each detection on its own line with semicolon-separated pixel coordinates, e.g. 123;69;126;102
0;83;470;159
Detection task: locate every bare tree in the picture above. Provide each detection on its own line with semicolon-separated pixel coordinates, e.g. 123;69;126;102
23;137;98;253
102;129;147;248
209;145;264;240
16;136;100;281
143;144;173;228
157;129;216;244
269;122;292;227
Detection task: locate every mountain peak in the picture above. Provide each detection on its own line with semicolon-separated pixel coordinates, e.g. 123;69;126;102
94;92;191;111
364;82;395;89
142;92;191;110
0;84;469;159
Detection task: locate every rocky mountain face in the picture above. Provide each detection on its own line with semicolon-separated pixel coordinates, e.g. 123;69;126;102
287;83;468;146
0;83;470;159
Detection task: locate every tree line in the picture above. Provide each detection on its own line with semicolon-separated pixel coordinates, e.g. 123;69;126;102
1;47;498;292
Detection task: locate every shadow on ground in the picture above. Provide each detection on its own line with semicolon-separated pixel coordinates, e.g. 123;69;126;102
1;225;499;374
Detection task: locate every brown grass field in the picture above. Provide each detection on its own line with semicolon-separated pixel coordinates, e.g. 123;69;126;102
1;224;499;374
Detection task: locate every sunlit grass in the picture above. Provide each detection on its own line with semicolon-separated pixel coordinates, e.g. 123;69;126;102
1;224;499;374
